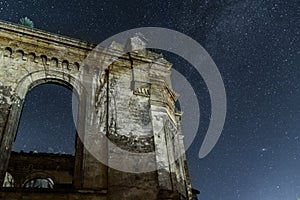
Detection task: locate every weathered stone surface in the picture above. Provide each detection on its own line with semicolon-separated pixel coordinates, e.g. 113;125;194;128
0;20;193;199
7;152;74;188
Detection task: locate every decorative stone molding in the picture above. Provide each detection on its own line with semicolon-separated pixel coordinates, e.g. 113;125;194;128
133;85;151;97
1;46;82;72
164;118;178;139
0;20;193;199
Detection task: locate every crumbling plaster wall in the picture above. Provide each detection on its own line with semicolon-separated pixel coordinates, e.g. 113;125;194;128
0;21;193;200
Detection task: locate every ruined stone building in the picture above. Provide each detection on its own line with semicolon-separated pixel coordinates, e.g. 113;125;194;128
0;20;196;199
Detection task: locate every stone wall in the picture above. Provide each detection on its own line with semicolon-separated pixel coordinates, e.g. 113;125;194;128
7;152;74;187
0;20;193;199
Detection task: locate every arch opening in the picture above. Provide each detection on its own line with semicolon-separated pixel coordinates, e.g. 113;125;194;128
3;82;81;190
13;83;78;155
24;177;54;189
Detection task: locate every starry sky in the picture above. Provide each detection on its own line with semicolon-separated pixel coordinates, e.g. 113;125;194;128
1;0;300;199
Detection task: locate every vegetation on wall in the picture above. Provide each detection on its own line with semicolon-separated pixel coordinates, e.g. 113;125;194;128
19;17;34;28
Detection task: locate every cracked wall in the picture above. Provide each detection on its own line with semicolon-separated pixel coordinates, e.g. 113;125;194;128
0;21;193;200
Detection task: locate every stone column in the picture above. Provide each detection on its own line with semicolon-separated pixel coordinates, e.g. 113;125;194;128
0;87;22;186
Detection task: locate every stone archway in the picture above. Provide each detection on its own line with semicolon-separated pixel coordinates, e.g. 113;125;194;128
0;71;86;188
0;21;194;199
0;20;113;192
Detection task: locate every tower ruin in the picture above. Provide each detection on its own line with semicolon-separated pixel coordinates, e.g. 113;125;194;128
0;20;194;200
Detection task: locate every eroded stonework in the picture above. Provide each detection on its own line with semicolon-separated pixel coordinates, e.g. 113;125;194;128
0;20;194;200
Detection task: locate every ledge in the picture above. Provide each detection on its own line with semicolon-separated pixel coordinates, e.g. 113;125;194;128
0;19;95;51
0;20;172;68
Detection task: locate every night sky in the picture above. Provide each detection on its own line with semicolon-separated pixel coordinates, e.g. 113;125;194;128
1;0;300;199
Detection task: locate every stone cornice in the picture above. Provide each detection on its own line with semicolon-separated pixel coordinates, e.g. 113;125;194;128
0;20;173;69
0;20;95;51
